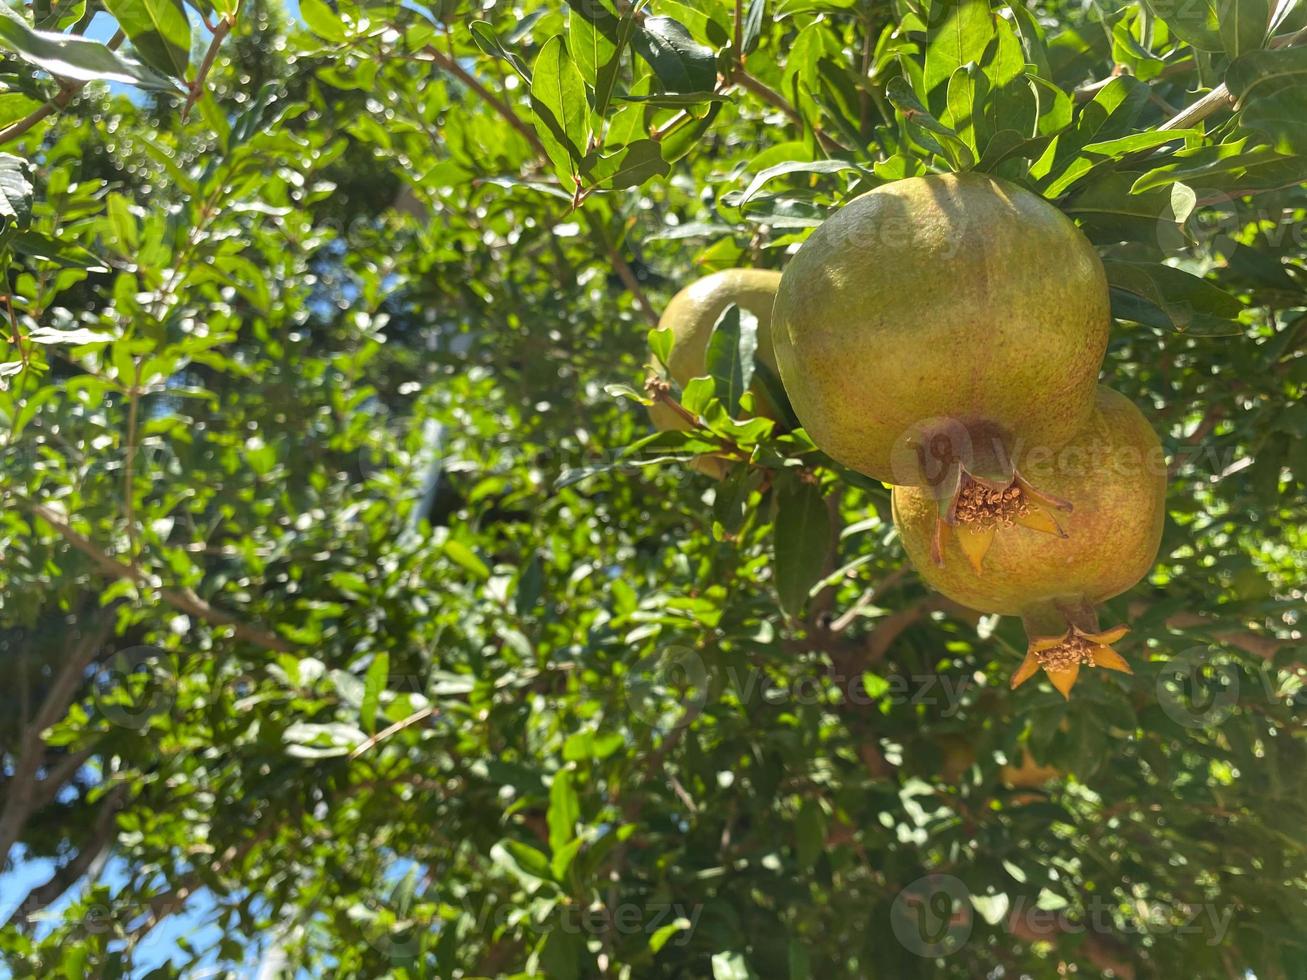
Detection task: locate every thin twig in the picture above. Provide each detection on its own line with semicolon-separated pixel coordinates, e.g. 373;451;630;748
733;0;743;64
123;361;141;554
183;15;235;121
1158;85;1233;132
348;705;437;760
425;45;549;158
730;69;849;153
829;566;908;633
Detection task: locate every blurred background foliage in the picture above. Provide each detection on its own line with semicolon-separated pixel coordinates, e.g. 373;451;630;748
0;0;1304;975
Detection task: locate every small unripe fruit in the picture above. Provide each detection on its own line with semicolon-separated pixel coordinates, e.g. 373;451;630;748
648;269;784;477
648;268;783;431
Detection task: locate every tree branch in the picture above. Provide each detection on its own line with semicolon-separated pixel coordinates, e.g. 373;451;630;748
0;611;115;868
30;745;100;813
1129;603;1300;660
124;826;274;945
348;705;436;760
1159;25;1307;131
27;502;293;653
7;784;128;930
1006;907;1137;979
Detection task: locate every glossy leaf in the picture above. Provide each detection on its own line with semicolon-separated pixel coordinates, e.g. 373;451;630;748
103;0;190;80
0;5;179;90
1144;0;1223;50
530;35;591;178
923;0;994;99
582;138;669;189
773;476;830;616
0;153;33;233
470;21;531;83
632;16;717;94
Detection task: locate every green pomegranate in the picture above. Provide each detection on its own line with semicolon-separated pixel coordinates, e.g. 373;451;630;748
772;173;1110;489
648;268;783;428
648;269;784;476
892;387;1167;697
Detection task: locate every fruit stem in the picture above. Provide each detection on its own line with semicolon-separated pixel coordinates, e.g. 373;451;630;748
1019;597;1099;640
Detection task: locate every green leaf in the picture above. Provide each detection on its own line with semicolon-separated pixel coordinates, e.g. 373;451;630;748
539;928;583;978
633;16;717;94
705;304;758;411
788;943;813;980
1229;46;1307;154
659;100;723;163
1009;2;1052;79
796;798;825;867
360;652;388;734
648;326;674;366
1144;0;1223;50
10;230;108;270
741;0;766;55
1104;260;1246;335
530;35;592;179
0;153;33;234
1036;76;1149;193
0;5;179;90
1221;0;1270;59
737;158;866;206
1240;86;1307;154
568;7;614;86
444;540;490;580
1063;172;1190;244
0;93;43;128
751;360;799;430
944;62;989;153
1128;138;1305;193
1228;45;1307;102
469;21;529;83
300;0;347;43
593;7;637;120
103;0;190;80
1079;129;1199;156
492;839;555;885
773;477;830;617
105;192;138;251
583;139;669;189
775;0;857;15
611;91;724;106
923;0;995;100
649;917;692;953
547;769;579;854
885;76;975;169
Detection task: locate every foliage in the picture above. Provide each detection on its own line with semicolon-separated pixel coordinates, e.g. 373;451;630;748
0;0;1304;976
